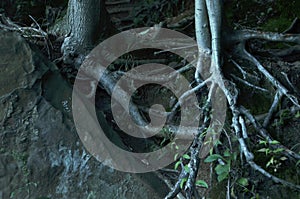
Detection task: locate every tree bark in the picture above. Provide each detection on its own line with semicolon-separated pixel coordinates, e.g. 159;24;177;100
62;0;114;67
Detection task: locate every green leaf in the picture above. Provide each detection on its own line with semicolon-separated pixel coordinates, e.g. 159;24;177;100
174;161;181;170
259;140;267;146
204;154;223;163
270;140;280;145
182;154;191;159
223;149;231;157
195;180;208;188
215;163;230;175
237;178;249;186
217;172;228;182
174;153;179;161
215;139;223;146
273;148;284;153
180;178;187;189
257;148;267;153
279;156;287;161
184;165;190;173
266;157;274;167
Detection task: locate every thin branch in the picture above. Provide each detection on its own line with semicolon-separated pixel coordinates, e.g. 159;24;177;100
154;44;197;55
114;58;168;66
239;116;248;139
263;90;282;128
281;72;299;95
115;61;195;83
283;17;300;33
236;29;300;44
231;74;269;93
0;14;47;39
230;59;247;79
247;160;300;191
169;78;209;119
226;178;231;199
242;49;300;108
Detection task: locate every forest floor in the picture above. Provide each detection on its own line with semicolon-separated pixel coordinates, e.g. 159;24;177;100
1;0;299;198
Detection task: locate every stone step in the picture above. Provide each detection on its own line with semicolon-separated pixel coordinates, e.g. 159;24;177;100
105;0;136;30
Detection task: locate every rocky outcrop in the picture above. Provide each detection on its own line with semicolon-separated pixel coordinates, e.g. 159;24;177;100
0;30;166;199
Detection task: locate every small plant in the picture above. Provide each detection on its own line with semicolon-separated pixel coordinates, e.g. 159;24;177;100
272;109;292;127
205;148;237;182
257;139;286;172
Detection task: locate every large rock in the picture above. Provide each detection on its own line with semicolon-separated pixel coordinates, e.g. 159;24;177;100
0;31;48;98
0;30;166;199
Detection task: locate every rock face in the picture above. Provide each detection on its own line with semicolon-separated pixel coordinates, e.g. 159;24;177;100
0;30;166;199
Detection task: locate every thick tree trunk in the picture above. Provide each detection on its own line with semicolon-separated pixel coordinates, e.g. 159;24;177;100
62;0;114;67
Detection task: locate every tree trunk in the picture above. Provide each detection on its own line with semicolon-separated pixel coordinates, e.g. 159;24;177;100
62;0;114;67
63;0;300;197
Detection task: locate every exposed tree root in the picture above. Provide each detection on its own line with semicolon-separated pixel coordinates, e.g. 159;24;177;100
0;14;51;58
0;14;48;39
163;0;300;198
3;1;299;198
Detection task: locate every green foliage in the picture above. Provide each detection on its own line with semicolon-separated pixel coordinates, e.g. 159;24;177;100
251;194;260;199
225;0;299;33
173;145;208;189
237;177;249;187
205;148;237;182
180;178;187;189
174;161;181;170
261;0;300;32
195;180;208;188
257;139;286;172
204;154;223;163
215;163;230;182
182;154;190;160
262;18;292;32
272;109;292;127
183;165;190;173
